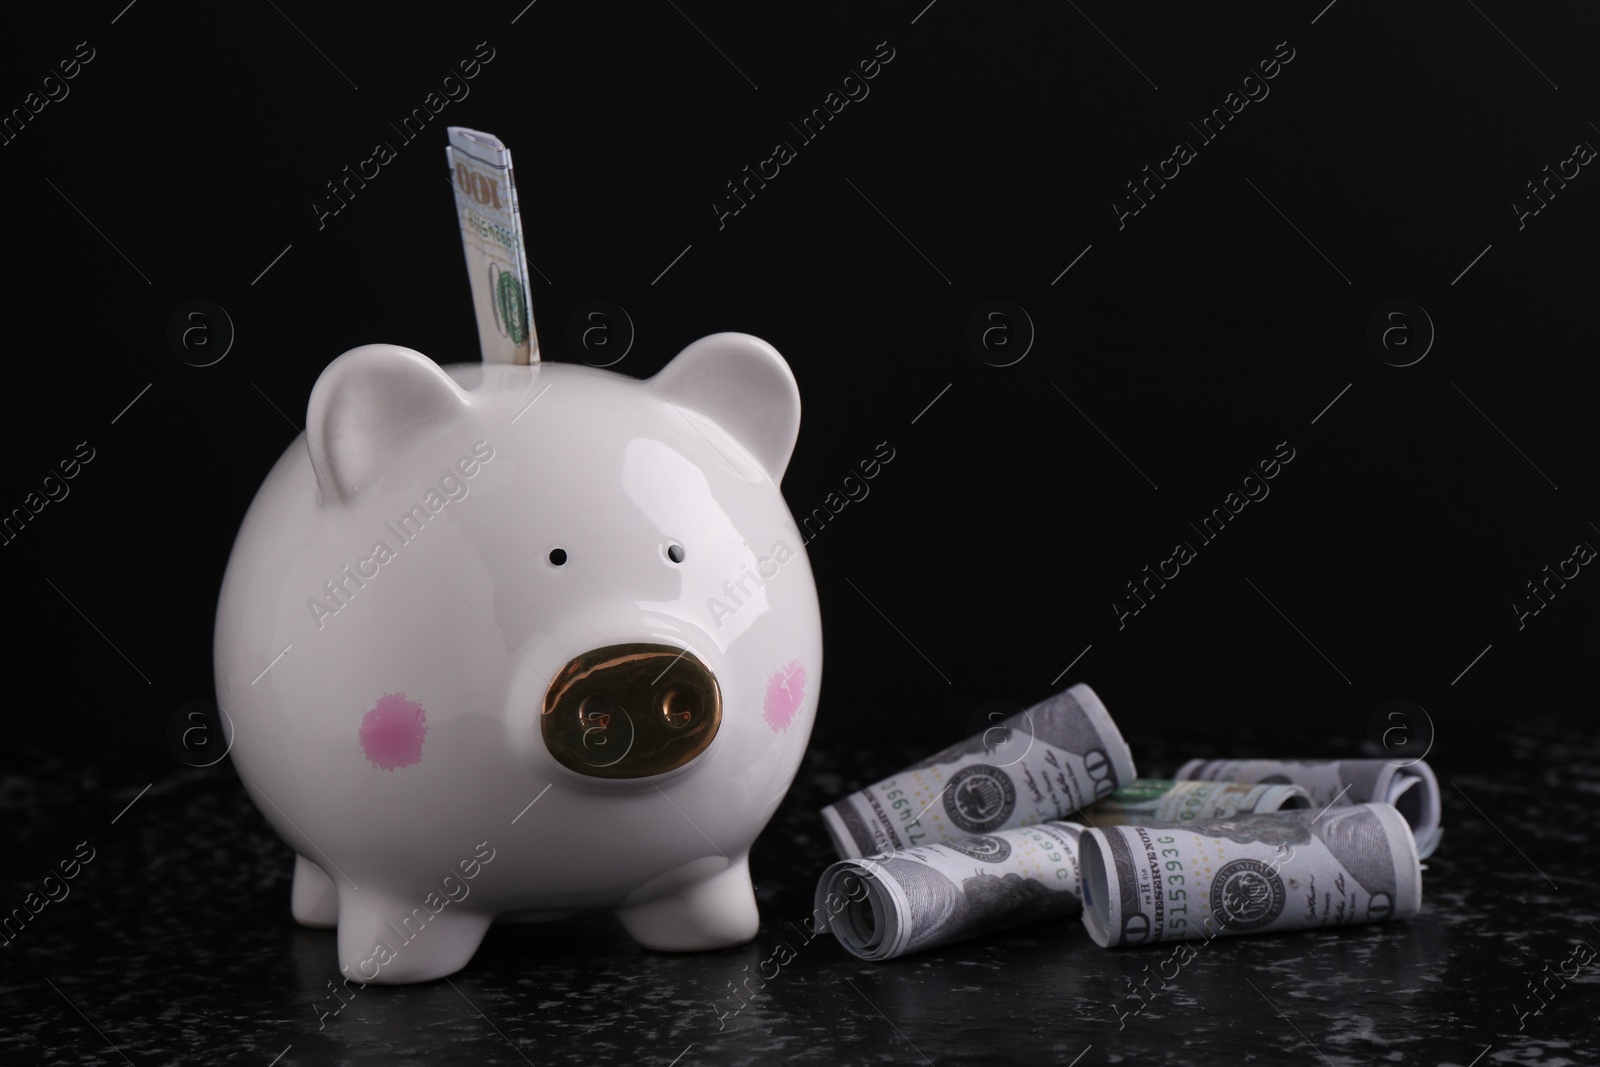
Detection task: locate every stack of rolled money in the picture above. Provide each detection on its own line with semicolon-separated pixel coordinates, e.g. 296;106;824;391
1173;758;1442;859
814;683;1436;959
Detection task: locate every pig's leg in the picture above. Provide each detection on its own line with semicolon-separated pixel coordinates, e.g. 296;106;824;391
291;854;339;928
334;887;493;985
616;854;759;951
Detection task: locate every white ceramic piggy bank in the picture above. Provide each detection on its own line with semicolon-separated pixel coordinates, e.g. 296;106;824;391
213;333;821;984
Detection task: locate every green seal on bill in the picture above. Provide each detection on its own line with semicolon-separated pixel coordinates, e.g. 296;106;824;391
1106;778;1180;801
497;272;528;344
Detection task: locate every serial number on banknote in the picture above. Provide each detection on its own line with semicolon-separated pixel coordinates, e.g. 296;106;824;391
1158;836;1190;936
882;780;930;846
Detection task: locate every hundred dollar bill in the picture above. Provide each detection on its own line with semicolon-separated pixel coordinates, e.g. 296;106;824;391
1174;758;1442;859
820;683;1135;859
446;127;538;365
816;822;1086;960
1079;803;1422;948
1084;778;1310;827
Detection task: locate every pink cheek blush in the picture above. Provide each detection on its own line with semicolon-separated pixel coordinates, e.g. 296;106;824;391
763;661;806;732
359;693;427;770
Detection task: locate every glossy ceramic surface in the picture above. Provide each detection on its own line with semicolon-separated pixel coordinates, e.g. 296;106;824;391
213;333;821;983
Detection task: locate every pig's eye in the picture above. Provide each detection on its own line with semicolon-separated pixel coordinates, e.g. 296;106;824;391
666;543;685;564
549;548;568;566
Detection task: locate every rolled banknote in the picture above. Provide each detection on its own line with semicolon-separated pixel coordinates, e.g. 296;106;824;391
820;683;1136;859
1174;759;1442;859
817;822;1086;960
1083;778;1310;826
1079;803;1422;948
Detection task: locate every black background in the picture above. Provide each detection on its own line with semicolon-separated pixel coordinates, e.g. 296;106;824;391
4;0;1598;754
5;5;1600;1067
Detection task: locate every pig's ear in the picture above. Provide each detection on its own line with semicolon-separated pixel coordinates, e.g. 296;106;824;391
651;332;802;480
305;344;472;504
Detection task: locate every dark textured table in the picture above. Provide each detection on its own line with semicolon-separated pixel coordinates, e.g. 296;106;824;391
3;721;1596;1067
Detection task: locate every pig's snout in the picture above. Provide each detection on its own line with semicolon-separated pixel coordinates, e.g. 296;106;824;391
541;643;722;779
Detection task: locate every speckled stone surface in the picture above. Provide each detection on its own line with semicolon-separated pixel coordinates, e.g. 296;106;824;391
2;722;1596;1066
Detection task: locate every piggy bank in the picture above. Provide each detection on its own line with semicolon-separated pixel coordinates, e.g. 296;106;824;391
213;333;821;983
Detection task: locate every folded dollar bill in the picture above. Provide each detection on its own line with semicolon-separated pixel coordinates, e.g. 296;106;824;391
816;822;1086;960
820;683;1136;859
1084;778;1309;826
1079;802;1422;948
446;126;538;365
1174;758;1442;859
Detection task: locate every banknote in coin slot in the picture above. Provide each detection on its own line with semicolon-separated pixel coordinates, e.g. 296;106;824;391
490;264;529;345
447;126;538;364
